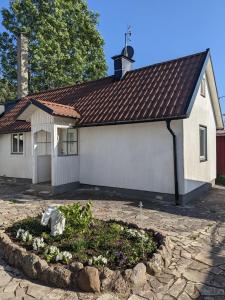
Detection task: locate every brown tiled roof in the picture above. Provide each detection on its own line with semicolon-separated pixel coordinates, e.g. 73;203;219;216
29;99;81;119
0;50;208;133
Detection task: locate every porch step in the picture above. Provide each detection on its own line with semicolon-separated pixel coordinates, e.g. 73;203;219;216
24;183;53;197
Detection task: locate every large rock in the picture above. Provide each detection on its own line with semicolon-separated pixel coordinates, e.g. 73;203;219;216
51;266;72;288
130;263;147;287
78;266;100;292
22;254;40;279
113;274;128;294
100;267;114;291
146;253;164;275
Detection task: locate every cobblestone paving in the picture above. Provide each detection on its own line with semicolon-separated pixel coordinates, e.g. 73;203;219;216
0;179;225;299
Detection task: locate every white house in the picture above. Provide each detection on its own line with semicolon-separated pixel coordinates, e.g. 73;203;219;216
0;40;223;204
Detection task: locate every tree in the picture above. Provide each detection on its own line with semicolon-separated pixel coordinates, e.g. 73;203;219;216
0;0;107;101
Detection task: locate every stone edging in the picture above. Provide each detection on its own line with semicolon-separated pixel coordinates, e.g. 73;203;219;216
0;231;174;294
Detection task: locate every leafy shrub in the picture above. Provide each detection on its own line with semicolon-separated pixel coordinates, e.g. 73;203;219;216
58;202;92;235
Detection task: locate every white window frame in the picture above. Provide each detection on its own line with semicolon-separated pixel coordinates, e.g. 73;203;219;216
11;133;24;154
199;125;207;162
200;77;206;97
57;128;78;156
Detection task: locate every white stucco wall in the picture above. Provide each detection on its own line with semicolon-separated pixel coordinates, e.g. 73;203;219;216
0;132;32;178
183;74;217;193
79;121;184;195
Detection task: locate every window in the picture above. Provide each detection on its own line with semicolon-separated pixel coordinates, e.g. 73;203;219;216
200;78;206;97
11;133;24;154
58;128;78;156
199;126;207;161
36;130;51;155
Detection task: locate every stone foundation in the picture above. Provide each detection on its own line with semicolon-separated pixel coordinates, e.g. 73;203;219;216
0;231;173;293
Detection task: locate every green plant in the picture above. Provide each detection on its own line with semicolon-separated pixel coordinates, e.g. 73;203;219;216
59;202;92;235
43;246;60;263
216;175;225;186
71;238;88;253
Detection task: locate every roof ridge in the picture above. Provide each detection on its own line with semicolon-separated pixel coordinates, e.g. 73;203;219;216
39;99;75;108
125;49;209;76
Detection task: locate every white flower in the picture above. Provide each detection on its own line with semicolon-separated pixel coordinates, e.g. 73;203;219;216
48;246;60;255
91;255;107;265
33;237;45;251
125;228;149;242
17;229;33;243
55;251;72;262
56;253;63;262
16;228;25;239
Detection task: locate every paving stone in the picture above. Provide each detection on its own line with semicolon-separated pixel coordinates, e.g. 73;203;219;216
168;278;186;298
177;292;192;300
162;295;174;300
184;282;200;299
0;183;225;299
26;284;52;298
195;252;225;267
96;294;120;300
196;283;225;296
127;295;145;300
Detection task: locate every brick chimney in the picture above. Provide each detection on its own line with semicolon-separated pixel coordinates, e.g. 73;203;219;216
17;34;28;99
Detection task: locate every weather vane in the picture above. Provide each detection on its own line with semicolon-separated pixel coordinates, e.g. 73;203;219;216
124;26;132;56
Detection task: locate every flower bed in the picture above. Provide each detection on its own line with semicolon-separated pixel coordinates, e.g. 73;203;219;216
0;202;174;293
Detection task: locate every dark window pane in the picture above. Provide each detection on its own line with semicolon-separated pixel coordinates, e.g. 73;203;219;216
12;134;18;153
200;127;207;160
19;133;23;153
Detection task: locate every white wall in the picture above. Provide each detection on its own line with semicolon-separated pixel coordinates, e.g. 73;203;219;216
0;132;32;178
79;121;184;195
52;117;79;187
183;74;217;193
31;109;54;184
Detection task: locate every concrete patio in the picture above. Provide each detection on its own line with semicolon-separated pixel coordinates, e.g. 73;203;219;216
0;178;225;300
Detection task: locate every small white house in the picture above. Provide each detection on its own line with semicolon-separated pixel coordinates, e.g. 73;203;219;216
0;44;223;204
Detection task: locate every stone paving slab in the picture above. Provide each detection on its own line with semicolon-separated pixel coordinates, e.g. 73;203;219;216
0;180;225;299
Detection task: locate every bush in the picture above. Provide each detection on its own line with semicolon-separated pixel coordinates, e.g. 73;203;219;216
58;202;92;235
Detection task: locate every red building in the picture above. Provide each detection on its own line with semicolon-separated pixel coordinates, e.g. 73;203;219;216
217;130;225;176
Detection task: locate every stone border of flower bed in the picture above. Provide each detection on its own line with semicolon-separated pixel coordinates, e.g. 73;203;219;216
0;230;174;294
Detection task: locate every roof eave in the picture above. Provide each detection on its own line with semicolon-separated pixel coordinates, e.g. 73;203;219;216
73;115;187;128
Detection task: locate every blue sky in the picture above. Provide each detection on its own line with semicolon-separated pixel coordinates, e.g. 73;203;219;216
1;1;225;113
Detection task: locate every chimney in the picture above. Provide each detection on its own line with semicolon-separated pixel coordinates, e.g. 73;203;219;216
112;45;135;80
17;34;28;99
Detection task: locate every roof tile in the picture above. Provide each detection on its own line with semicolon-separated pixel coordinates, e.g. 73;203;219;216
0;50;207;133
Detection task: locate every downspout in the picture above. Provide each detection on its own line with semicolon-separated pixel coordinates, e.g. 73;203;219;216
166;120;179;205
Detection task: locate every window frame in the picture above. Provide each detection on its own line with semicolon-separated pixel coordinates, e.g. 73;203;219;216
200;77;206;97
36;131;51;156
57;128;78;157
11;133;24;155
199;125;207;162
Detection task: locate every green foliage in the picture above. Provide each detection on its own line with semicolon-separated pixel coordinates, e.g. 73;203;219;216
9;209;158;269
58;202;92;235
216;175;225;186
10;216;47;236
0;0;107;102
